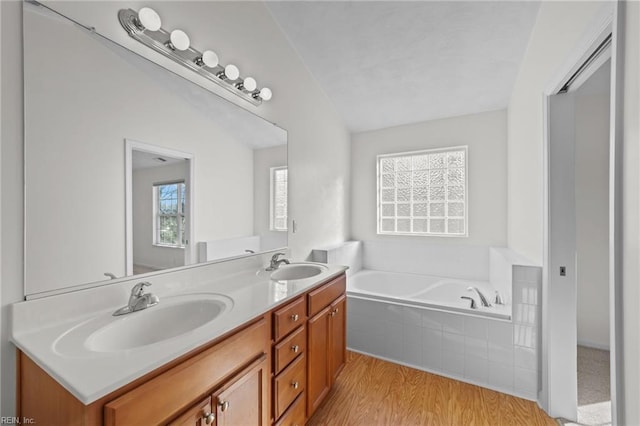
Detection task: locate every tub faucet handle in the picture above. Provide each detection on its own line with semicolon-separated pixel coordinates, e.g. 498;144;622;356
494;291;505;305
461;296;476;309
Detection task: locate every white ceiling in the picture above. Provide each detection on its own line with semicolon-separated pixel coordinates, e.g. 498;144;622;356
266;1;541;133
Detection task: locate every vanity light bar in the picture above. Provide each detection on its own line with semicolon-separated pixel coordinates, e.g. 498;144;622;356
118;8;272;106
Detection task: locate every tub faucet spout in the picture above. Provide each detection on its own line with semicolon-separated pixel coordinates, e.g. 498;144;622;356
467;287;492;307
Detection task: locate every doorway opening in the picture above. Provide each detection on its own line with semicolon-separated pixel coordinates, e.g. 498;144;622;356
544;22;616;425
125;139;195;275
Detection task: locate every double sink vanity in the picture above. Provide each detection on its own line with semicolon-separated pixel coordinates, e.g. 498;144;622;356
11;255;348;425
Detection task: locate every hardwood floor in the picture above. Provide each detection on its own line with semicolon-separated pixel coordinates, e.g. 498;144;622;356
307;351;557;426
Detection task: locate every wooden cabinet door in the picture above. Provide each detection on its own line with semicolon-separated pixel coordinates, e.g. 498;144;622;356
214;355;269;426
306;305;331;418
329;295;347;384
169;396;215;426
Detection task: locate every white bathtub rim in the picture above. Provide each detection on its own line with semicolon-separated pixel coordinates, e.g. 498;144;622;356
348;269;511;321
347;292;512;321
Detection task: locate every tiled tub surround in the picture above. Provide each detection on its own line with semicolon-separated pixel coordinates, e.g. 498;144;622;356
347;265;541;401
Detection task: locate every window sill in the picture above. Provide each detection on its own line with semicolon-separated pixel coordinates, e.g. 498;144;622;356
377;231;468;238
152;244;186;249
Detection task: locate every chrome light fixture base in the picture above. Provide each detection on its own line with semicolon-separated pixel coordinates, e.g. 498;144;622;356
118;9;266;106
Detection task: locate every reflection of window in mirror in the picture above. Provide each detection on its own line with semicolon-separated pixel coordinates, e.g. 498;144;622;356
153;181;186;247
270;167;288;231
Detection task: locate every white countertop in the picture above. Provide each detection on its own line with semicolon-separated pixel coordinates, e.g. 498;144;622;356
11;260;347;404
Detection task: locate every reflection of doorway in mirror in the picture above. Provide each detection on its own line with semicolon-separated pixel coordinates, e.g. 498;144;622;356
125;140;195;276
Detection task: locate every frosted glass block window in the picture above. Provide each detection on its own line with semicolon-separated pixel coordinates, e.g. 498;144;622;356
153;181;186;247
270;166;288;231
377;146;467;236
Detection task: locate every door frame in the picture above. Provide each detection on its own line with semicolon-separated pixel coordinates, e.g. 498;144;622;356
541;4;621;422
125;139;195;275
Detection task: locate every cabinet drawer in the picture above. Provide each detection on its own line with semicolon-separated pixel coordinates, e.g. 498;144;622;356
104;318;268;426
274;392;305;426
273;353;306;419
308;274;346;317
273;297;306;341
274;325;306;374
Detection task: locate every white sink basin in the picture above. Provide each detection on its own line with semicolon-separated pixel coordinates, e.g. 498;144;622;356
53;293;233;355
270;263;327;281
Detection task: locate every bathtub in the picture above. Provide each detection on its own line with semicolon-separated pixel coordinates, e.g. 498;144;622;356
348;269;511;320
345;268;544;400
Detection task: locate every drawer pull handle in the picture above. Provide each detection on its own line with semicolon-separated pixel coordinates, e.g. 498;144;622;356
203;412;216;424
291;344;300;353
219;400;230;412
291;381;299;390
291;314;299;321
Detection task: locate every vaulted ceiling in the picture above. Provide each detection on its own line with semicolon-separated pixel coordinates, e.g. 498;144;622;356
266;1;541;132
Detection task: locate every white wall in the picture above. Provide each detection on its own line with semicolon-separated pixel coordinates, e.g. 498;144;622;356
1;1;24;417
574;63;610;350
507;2;610;264
0;0;350;416
133;162;189;271
253;145;287;251
351;109;507;246
621;2;640;423
0;0;3;414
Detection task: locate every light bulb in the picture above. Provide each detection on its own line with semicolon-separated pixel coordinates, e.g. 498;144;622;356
138;7;161;31
224;64;240;80
259;87;273;101
201;50;219;68
243;77;257;92
169;29;190;51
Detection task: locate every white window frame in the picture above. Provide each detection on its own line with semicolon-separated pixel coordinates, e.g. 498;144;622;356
269;166;288;232
153;180;186;248
376;146;468;237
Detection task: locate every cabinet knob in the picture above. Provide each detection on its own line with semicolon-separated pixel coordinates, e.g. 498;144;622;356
330;310;336;317
291;314;299;321
291;381;299;390
203;412;216;424
219;400;230;412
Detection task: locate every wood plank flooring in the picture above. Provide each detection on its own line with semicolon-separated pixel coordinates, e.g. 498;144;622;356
307;351;557;426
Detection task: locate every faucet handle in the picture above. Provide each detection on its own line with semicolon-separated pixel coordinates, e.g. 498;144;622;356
131;281;152;296
271;252;286;261
461;296;476;309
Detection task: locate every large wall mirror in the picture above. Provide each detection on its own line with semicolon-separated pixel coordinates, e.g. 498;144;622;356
23;2;287;297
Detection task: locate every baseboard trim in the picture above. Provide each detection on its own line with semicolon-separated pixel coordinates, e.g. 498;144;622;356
577;340;610;351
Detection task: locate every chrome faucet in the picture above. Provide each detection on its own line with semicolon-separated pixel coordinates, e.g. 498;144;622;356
113;282;159;316
266;252;290;271
494;290;505;305
467;287;492;307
